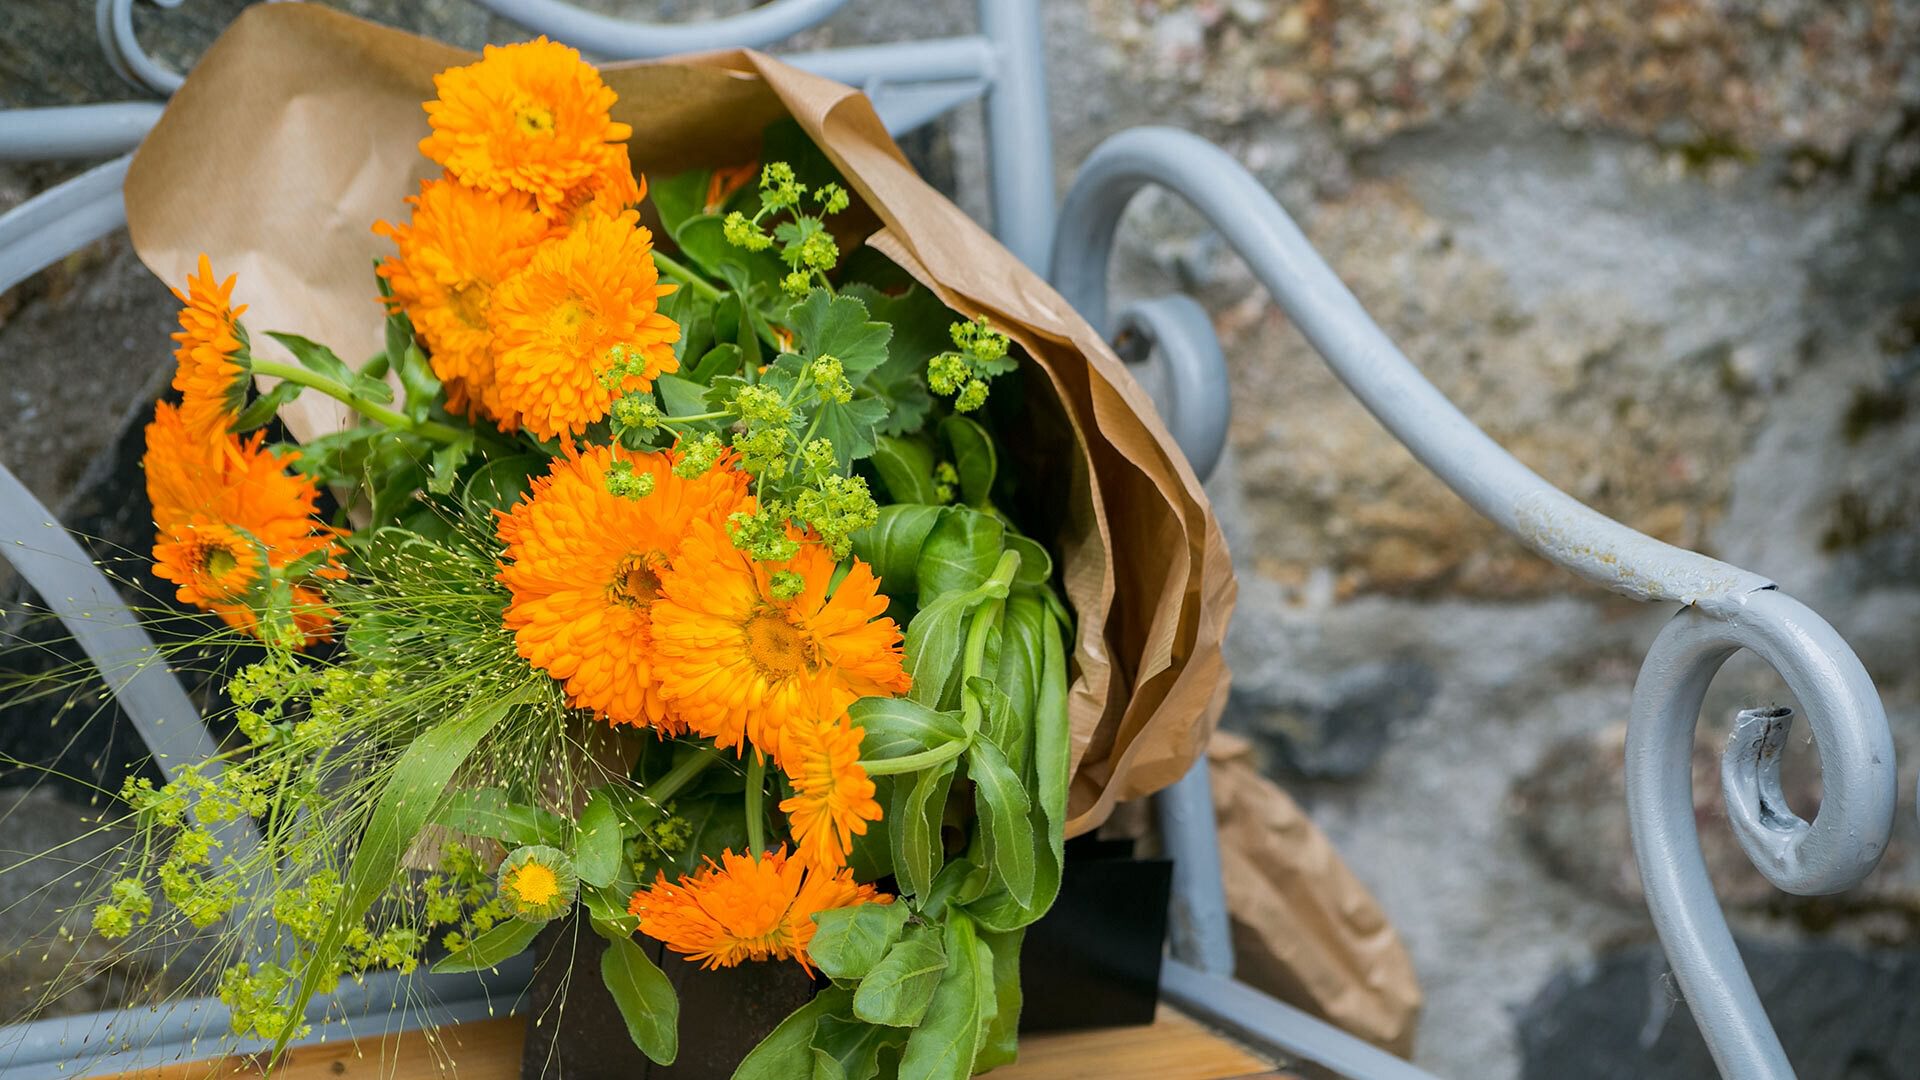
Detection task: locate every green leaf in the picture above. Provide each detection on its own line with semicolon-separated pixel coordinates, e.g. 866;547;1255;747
668;794;750;876
845;283;949;437
849;697;967;763
676;214;784;292
274;686;532;1058
461;454;543;517
599;927;680;1065
431;915;542;973
428;432;475;496
898;914;992;1080
974;928;1025;1071
890;759;956;899
430;787;567;846
788;291;891;377
992;594;1047;752
902;591;972;710
267;331;355;386
969;676;1029;781
658;373;716;420
939;416;997;508
811;393;890;469
585;883;639;936
350;370;396;405
575;789;623;888
854;930;948;1027
652;168;712;241
850;504;944;597
809;900;910;982
1035;611;1072;852
870;436;940;505
915;508;1004;604
232;380;303;433
1006;534;1054;590
735;988;853;1080
967;733;1036;908
811;1014;896;1080
691;342;744;384
395;342;441;423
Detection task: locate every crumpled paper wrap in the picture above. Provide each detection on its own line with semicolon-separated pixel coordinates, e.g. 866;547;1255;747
122;4;1236;836
1207;732;1423;1055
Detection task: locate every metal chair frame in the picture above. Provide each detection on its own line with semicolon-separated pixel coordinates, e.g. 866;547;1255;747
0;3;1902;1078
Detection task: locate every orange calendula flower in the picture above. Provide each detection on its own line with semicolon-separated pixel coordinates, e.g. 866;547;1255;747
651;522;911;765
374;176;550;428
779;714;882;871
420;37;633;215
548;145;645;232
144;402;344;647
497;445;750;732
703;160;758;214
627;847;888;972
169;254;249;443
489;208;679;439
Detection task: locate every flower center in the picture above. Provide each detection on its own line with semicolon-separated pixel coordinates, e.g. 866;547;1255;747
448;282;490;330
507;862;560;906
609;554;662;609
549;298;593;348
514;105;556;137
743;610;811;678
205;546;238;577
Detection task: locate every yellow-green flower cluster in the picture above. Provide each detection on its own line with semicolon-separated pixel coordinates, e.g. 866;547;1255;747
928;316;1016;413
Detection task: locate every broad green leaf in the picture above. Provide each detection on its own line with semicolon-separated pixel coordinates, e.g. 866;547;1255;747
1006;534;1054;590
974;928;1025;1071
267;331;355;386
898;914;991;1080
850;504;944;597
924;855;991;919
735;988;854;1080
428;432;475;496
992;594;1047;753
849;697;967;763
232;380;303;433
811;393;889;469
969;677;1029;782
274;686;532;1059
787;291;891;377
651;167;711;241
916;508;1004;604
843;283;949;437
902;591;972;710
854;930;948;1027
667;794;750;876
966;734;1036;908
350;370;396;405
432;915;542;973
599;926;680;1065
810;1014;896;1080
430;787;567;846
657;373;715;419
1035;611;1072;848
691;342;744;384
939;417;997;508
461;454;543;517
890;759;956;899
870;436;940;505
585;882;639;936
395;342;441;422
574;789;623;888
809;901;910;982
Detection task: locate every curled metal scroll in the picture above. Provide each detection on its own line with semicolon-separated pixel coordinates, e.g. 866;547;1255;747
95;0;184;97
1630;589;1894;1078
1054;126;1899;1078
470;0;850;58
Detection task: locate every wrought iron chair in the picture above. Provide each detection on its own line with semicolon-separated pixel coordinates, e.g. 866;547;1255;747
0;2;1901;1078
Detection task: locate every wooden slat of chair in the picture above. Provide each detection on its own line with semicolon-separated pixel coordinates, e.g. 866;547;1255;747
102;1007;1293;1079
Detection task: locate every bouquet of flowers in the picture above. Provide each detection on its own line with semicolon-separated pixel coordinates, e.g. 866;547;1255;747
8;6;1236;1078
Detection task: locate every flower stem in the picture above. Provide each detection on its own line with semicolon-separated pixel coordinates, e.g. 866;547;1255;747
248;358;466;445
651;251;722;304
860;737;968;777
649;745;721;806
744;750;767;855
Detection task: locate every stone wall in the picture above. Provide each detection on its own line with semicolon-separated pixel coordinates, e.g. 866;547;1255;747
2;1;1917;1075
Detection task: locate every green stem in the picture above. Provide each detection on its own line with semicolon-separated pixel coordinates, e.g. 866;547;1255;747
744;750;767;855
959;550;1022;736
249;359;465;445
658;410;732;426
651;251;722;304
648;745;722;806
860;738;968;777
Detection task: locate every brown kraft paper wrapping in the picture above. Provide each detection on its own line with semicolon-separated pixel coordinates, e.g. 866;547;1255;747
121;4;1235;837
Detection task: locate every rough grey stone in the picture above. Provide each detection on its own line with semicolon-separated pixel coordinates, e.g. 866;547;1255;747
1518;937;1920;1080
1226;657;1437;780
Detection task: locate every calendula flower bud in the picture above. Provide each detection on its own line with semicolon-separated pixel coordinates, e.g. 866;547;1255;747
496;845;577;923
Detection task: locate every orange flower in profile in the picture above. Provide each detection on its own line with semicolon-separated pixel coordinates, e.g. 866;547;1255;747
420;37;632;215
779;714;882;871
548;145;645;232
144;402;343;647
489;208;679;439
650;523;911;765
169;254;249;443
497;445;750;731
375;176;550;428
627;847;889;972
